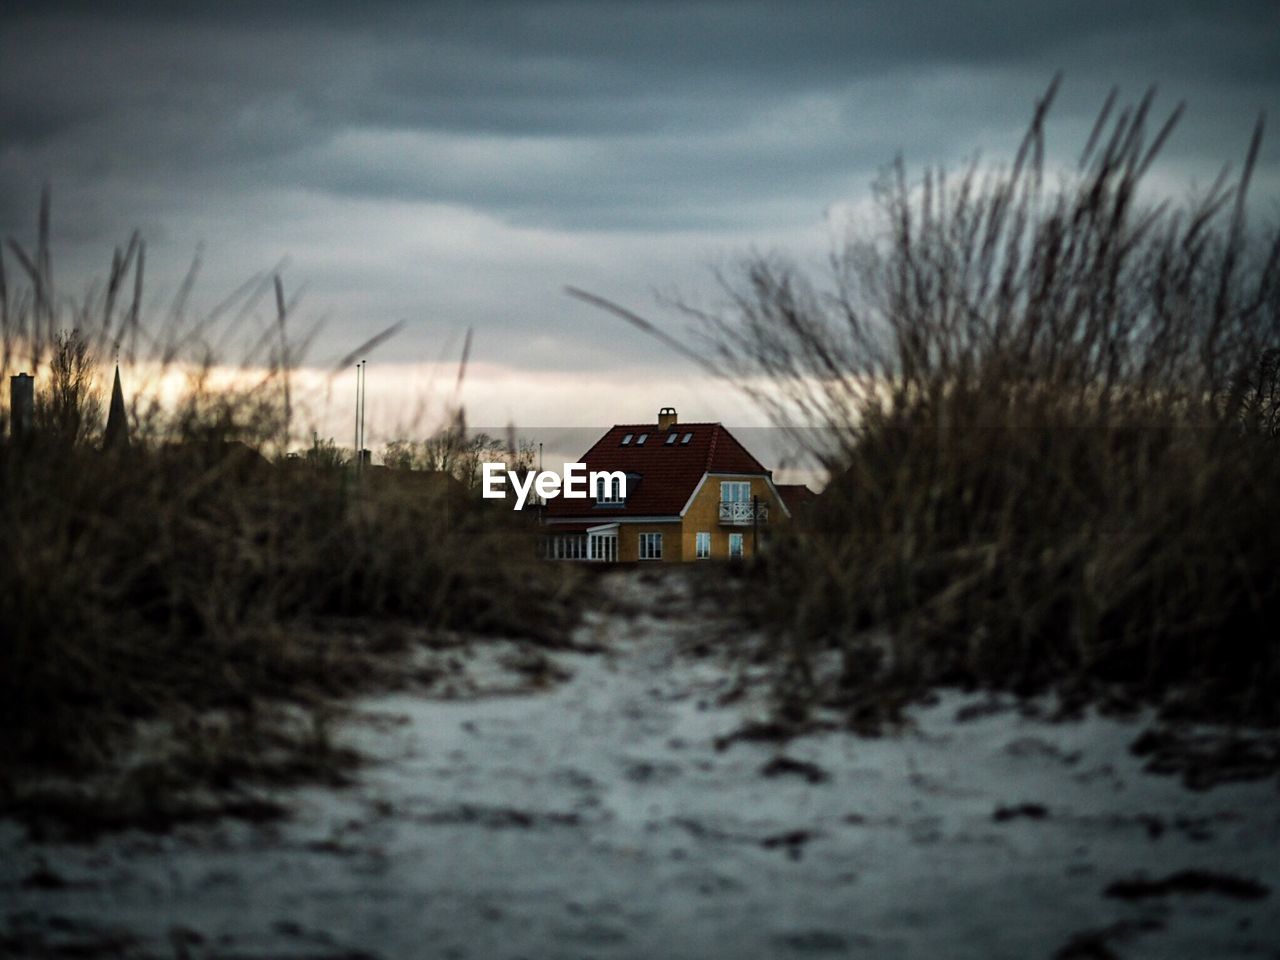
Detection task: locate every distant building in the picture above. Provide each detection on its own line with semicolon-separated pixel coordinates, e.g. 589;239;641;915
542;407;808;562
776;483;817;517
9;372;34;441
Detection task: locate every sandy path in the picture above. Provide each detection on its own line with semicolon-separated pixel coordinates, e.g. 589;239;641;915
3;570;1278;959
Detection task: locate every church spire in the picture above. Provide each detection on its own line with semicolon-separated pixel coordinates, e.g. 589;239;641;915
103;364;129;450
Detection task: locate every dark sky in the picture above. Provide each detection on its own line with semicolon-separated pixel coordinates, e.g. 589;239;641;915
2;1;1278;426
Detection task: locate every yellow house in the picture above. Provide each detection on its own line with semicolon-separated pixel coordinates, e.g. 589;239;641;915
541;408;806;562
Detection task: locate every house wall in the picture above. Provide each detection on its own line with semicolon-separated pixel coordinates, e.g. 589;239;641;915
540;473;788;563
680;474;787;561
619;521;683;562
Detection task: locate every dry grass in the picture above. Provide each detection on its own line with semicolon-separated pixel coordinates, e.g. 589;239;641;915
0;197;581;835
588;84;1280;727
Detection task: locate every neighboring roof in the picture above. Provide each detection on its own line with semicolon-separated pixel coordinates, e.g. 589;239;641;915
161;438;269;477
544;421;771;520
362;465;469;501
777;483;816;513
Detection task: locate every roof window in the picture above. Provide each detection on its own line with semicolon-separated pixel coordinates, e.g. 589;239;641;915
665;433;678;444
621;433;633;445
681;432;693;444
636;433;648;444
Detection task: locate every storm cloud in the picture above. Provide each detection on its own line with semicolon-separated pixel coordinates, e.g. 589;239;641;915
2;1;1278;412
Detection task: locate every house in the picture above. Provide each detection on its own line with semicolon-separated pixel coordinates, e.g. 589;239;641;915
541;407;803;562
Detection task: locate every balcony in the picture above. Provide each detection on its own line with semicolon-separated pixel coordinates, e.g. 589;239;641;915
718;500;768;525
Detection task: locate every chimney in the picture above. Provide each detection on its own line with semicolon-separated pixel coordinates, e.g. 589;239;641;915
9;373;34;441
658;406;677;431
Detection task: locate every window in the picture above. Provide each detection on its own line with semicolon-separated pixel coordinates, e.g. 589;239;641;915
621;433;633;445
639;532;663;560
636;433;648;444
665;433;678;444
681;432;693;444
728;533;744;558
596;475;624;504
719;481;758;524
549;535;586;559
589;532;618;562
695;531;711;559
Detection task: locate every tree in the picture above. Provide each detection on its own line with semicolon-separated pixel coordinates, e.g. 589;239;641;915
383;427;537;490
37;329;102;446
382;439;419;470
1232;348;1280;438
306;435;348;469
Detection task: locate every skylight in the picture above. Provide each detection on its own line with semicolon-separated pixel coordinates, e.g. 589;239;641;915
665;433;677;444
621;433;633;445
681;432;693;444
636;433;648;444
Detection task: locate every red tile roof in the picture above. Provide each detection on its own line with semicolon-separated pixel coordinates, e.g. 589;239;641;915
545;421;771;520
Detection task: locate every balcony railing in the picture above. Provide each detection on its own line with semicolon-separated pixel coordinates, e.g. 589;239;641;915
718;500;768;525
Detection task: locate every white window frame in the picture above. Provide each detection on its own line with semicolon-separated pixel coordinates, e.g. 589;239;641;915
589;531;618;562
639;532;663;560
550;534;587;560
695;531;711;559
728;533;744;558
595;475;624;504
720;480;751;503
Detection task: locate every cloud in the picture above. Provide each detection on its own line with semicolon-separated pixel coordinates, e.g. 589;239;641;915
0;1;1277;419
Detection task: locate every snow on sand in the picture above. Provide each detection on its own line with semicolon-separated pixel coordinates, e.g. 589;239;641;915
3;570;1277;959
